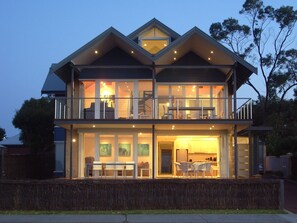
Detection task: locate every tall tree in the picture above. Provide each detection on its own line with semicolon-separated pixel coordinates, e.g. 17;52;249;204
0;127;5;141
210;0;297;112
13;97;54;153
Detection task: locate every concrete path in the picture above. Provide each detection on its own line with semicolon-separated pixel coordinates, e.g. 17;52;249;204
0;214;296;223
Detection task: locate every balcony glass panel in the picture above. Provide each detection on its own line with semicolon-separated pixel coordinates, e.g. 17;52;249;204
117;82;133;119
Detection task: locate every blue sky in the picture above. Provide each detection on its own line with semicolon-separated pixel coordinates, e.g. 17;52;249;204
0;0;296;136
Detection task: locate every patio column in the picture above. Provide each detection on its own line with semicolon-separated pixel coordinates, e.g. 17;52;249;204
233;64;238;179
152;124;155;179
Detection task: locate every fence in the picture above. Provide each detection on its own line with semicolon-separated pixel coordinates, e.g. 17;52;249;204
0;153;54;180
0;179;281;210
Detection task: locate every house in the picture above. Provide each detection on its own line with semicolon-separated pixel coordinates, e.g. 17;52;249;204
0;134;30;155
42;19;257;179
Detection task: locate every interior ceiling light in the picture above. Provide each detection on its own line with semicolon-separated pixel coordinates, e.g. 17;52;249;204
92;125;96;128
174;50;177;54
144;43;147;46
94;50;98;54
208;57;211;61
164;43;167;46
173;57;177;60
131;50;134;54
132;125;135;128
210;51;214;54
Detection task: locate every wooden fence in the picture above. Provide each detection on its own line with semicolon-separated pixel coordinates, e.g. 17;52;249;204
0;153;54;179
0;179;282;210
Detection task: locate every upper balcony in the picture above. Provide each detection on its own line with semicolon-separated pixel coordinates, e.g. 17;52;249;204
55;97;253;121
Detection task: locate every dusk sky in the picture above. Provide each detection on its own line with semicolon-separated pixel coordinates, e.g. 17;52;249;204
0;0;296;137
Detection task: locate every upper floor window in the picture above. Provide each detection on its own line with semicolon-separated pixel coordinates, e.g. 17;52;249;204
139;27;170;54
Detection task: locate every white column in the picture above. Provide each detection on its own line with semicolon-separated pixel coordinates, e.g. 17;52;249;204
115;82;118;119
133;80;138;119
133;133;138;177
95;80;100;119
78;132;84;177
95;133;100;161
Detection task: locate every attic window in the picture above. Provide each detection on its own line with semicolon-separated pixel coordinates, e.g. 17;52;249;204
139;27;170;54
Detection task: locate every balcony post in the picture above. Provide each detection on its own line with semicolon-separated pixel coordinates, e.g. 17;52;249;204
70;66;75;119
233;64;238;179
152;63;156;119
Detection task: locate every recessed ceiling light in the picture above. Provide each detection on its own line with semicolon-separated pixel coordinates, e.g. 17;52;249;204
210;51;214;54
92;125;96;128
132;125;135;128
164;43;167;46
173;57;176;60
208;57;211;61
209;127;212;130
174;50;177;54
94;50;98;54
144;43;147;47
72;138;76;142
131;50;134;54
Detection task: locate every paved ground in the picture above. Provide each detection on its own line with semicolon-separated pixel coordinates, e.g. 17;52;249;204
284;180;297;213
0;214;296;223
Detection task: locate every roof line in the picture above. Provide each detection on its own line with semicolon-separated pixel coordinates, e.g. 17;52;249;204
52;27;154;73
127;18;180;40
153;26;257;74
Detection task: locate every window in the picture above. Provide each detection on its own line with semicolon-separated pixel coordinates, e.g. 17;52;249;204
139;28;170;54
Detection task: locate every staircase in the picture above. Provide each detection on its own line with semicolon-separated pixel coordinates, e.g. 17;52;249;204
138;91;152;118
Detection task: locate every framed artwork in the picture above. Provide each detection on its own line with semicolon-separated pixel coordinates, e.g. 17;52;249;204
119;143;131;156
138;144;149;156
99;144;112;156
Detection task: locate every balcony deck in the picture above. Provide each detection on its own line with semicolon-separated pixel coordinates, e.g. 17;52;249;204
55;97;253;121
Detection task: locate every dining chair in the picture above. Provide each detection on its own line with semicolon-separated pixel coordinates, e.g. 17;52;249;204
92;161;102;177
180;162;194;177
175;162;181;176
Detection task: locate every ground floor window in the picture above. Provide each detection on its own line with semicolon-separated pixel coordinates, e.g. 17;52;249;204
78;131;231;179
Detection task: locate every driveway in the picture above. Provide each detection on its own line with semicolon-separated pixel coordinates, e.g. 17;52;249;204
284;180;297;213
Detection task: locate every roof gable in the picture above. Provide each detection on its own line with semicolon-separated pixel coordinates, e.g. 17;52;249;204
128;18;180;42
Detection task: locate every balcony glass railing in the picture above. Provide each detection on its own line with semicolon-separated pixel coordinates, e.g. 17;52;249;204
54;97;253;120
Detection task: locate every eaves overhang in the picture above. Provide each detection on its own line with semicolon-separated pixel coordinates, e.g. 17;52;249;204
152;27;257;90
51;27;154;82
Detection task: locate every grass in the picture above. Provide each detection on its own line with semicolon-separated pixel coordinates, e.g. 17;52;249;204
0;209;287;215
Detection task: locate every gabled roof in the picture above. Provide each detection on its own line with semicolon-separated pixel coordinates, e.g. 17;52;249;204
153;27;257;89
52;27;153;81
41;64;66;95
48;19;256;92
128;18;180;41
0;134;23;146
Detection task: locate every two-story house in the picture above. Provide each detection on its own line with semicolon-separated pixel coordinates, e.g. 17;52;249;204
42;19;257;179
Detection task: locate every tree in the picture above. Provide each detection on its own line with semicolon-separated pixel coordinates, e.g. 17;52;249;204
13;97;54;153
0;127;5;141
210;0;297;112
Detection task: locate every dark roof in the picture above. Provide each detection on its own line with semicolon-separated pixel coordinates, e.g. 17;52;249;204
41;64;66;95
0;134;23;146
